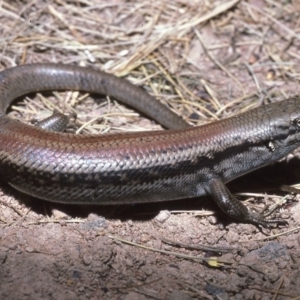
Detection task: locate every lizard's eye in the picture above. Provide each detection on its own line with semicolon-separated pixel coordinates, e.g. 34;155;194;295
293;118;300;127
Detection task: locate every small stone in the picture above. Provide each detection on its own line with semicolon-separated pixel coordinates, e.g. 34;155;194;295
155;210;171;223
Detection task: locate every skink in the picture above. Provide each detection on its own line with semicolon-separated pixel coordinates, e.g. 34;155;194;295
0;63;299;226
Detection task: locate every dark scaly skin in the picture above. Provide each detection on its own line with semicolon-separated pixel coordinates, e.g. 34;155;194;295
0;63;299;226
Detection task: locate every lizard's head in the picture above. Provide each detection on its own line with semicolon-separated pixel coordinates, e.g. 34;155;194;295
268;97;300;150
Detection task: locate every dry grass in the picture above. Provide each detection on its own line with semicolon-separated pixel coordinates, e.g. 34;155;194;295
1;0;299;134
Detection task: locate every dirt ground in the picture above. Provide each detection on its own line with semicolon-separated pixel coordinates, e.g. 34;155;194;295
1;0;300;299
